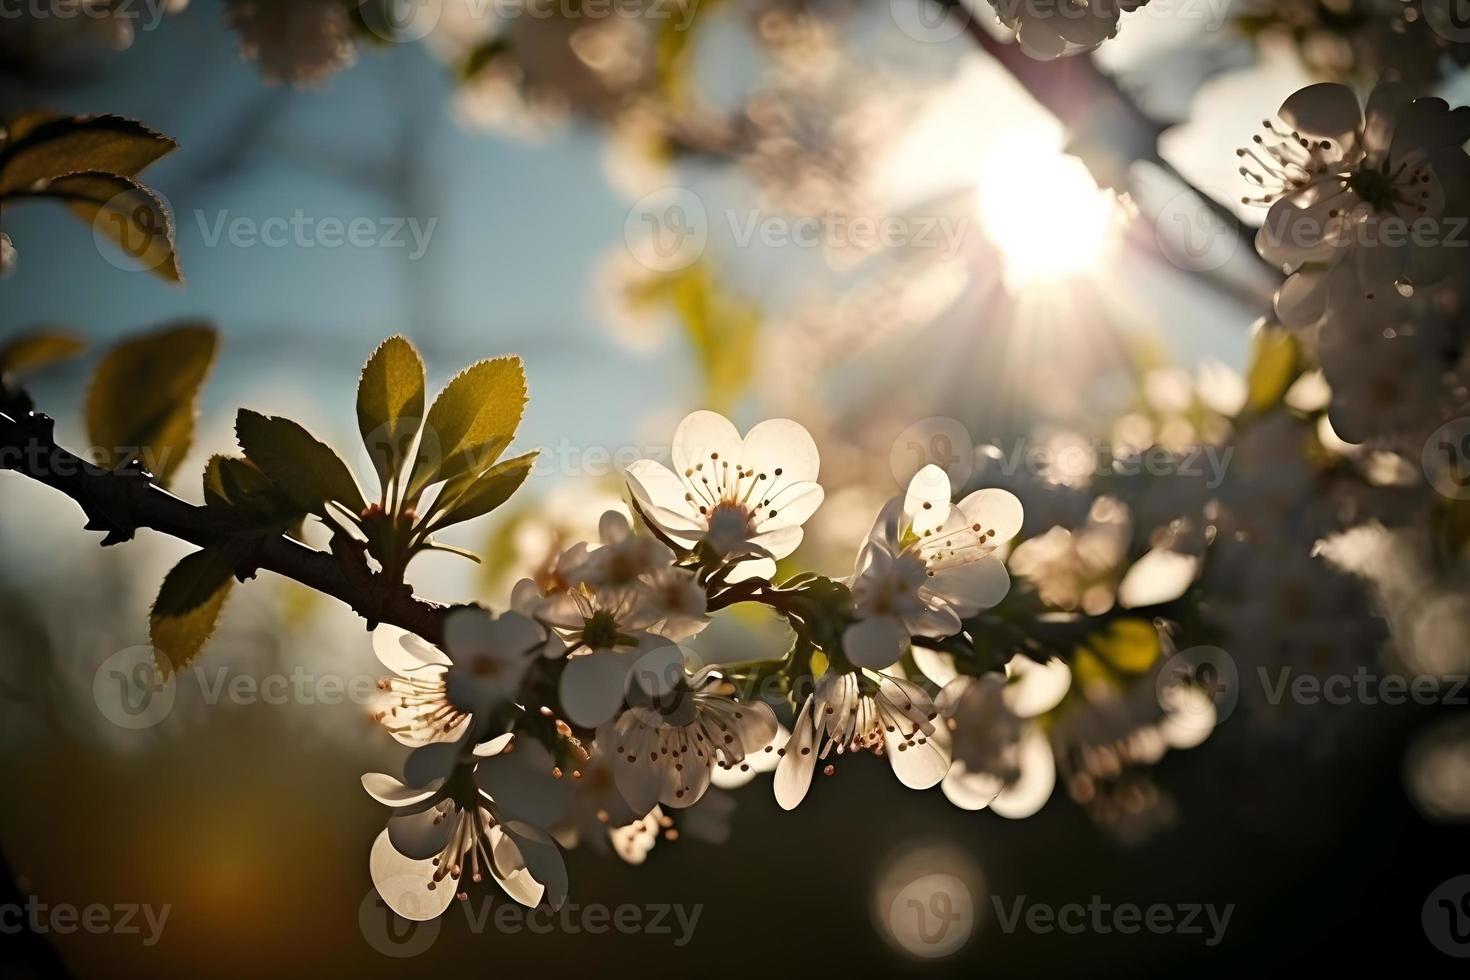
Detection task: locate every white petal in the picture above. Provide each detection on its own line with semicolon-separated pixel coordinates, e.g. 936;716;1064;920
745;524;804;560
1117;549;1199;609
989;729;1055;819
738;417;821;486
955;487;1024;543
362;772;442;808
404;742;461;789
673;410;744;479
924;556;1011;617
904;464;953;536
1278;82;1362;143
487;827;545;908
884;719;951;790
558;651;632;728
369;829;456;921
941;763;1005;811
503;821;569;910
387;807;451;860
625;460;704;542
373;625;449;674
773;697;818;810
756;482;825;533
628;643;688;699
473;732;516;757
476;741;573;828
599;509;632;544
843;616;908;670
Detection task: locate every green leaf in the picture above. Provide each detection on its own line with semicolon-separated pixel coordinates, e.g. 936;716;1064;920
236;410;366;517
429;450;538;532
203;454;307;533
150;548;235;676
357;335;426;492
0;113;175;195
671;262;759;414
408;356;526;497
1246;323;1300;414
0;330;85;379
85;322;217;486
40;171;182;283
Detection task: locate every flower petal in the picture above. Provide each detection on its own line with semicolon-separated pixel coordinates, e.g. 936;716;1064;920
373;625;449;674
362;772;442;808
843;615;908;670
369;829;456;921
1278;82;1362;144
672;410;744;480
558;651;633;728
387;807;451;860
955;487;1024;543
904;464;953;536
773;696;819;810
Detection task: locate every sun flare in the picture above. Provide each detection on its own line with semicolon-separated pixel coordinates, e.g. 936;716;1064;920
977;130;1123;290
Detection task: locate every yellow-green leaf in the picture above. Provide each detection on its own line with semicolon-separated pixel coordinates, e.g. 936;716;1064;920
150;548;235;676
85;322;217;486
40;171;182;283
1246;323;1300;414
408;356;526;496
0;330;85;379
672;262;759;414
357;335;426;490
236;410;366;516
1084;618;1162;675
0;114;175;195
429;450;538;532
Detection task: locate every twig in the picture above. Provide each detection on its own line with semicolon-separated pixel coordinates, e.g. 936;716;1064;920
936;0;1272;274
0;396;448;645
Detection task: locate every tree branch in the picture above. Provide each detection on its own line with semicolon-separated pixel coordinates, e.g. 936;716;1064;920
937;1;1274;276
0;392;448;646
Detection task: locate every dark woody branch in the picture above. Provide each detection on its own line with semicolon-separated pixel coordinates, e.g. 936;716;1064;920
0;390;448;646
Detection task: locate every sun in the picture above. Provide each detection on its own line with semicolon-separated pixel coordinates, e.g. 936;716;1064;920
976;129;1123;291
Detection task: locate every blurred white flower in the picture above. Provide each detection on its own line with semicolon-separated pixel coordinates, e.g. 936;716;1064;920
844;465;1021;669
1009;496;1130;614
989;0;1146;61
1244;80;1470;326
626;410;825;581
372;609;545;747
775;669;950;809
224;0;357;88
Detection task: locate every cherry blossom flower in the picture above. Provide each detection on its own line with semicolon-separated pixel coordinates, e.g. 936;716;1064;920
1242;79;1470;326
989;0;1147;61
372;608;546;748
599;646;778;812
224;0;357;88
937;658;1070;814
843;465;1022;669
363;739;567;920
774;669;950;809
625;410;825;582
